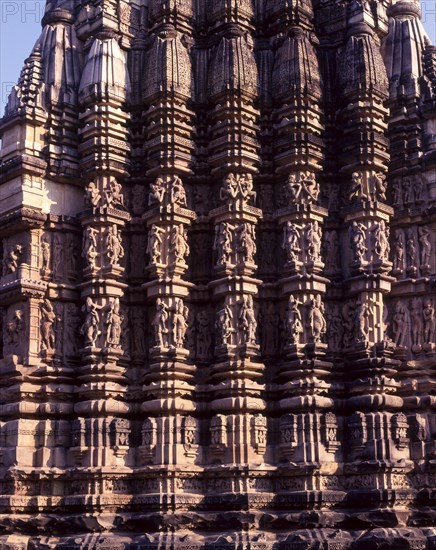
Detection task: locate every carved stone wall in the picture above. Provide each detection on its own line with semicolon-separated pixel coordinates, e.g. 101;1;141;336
0;0;435;548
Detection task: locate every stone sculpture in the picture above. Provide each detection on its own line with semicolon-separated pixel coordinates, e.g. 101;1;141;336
149;177;166;206
216;304;235;347
152;298;169;348
354;300;373;343
147;225;165;265
40;299;56;352
407;230;418;272
104;179;125;210
170;176;187;207
84;181;101;210
80;297;103;348
220;173;256;205
106;225;124;267
410;297;423;349
214;222;233;266
40;238;51;275
323;230;339;273
260;302;279;355
392;230;405;273
418;226;431;267
349;172;364;201
372;220;390;262
349;221;367;264
423;300;435;346
196;311;211;359
304;221;322;263
284;296;303;346
393;301;408;348
5;308;24;345
282;171;320;206
282;222;301;264
105;298;123;348
82;227;98;270
308;295;327;343
170;224;190;264
53;234;64;279
236;223;256;264
3;244;23;275
172;298;189;348
238;295;257;346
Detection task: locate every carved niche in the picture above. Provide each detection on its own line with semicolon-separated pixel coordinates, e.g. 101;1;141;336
391;413;409;451
251;415;267;455
210;415;227;455
139;418;157;463
280;414;297;460
182;416;199;458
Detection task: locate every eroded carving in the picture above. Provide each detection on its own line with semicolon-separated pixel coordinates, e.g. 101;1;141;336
152;298;169;348
82;227;99;270
106;225;124;267
40;299;56;353
80;297;103;348
238;295;257;346
282;222;301;264
3;244;23;275
105;298;123;348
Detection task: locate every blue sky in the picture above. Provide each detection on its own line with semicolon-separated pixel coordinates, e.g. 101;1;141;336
0;0;436;113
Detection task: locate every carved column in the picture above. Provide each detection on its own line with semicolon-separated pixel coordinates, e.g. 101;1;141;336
138;0;199;486
262;0;336;476
382;0;436;469
74;29;132;469
0;35;59;474
336;9;407;487
205;0;267;470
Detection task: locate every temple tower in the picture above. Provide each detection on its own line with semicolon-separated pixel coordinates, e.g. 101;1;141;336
0;0;435;547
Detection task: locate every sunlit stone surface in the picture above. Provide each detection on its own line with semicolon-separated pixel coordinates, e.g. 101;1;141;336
0;0;435;547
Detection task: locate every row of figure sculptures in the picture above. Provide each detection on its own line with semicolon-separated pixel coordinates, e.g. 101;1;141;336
393;297;436;351
84;179;126;212
78;210;430;284
151;297;189;349
149;175;188;208
215;294;327;351
214;222;256;267
126;172;257;217
392;175;427;207
82;172;428;220
280;171;320;207
283;219;390;270
13;299;88;357
215;295;258;348
392;226;432;277
348;172;388;203
147;224;190;266
80;297;124;349
348;171;426;207
129;306;212;360
335;299;379;350
10;290;433;361
77;223;432;281
82;224;125;271
280;171;427;210
3;233;81;281
348;220;390;266
41;234;78;279
282;221;323;265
